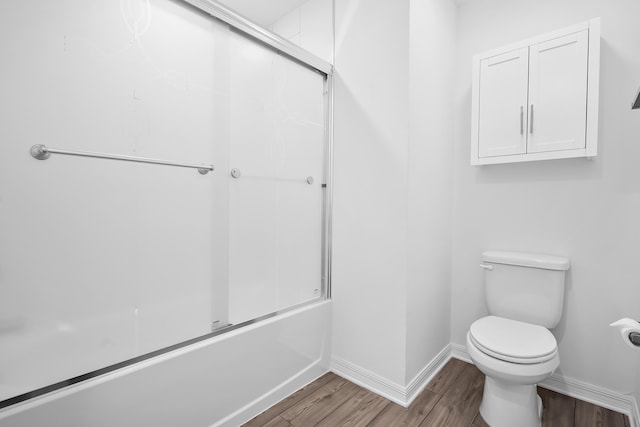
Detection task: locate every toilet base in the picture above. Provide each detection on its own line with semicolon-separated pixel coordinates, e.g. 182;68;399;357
479;376;542;427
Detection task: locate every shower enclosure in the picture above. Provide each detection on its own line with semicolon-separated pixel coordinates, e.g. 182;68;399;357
0;0;332;409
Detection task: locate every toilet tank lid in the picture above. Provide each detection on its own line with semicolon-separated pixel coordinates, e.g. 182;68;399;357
482;251;570;271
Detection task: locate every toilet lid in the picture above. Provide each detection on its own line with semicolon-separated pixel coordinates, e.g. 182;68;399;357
470;316;558;364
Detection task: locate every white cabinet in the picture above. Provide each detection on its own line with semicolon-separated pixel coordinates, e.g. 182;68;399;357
471;19;600;165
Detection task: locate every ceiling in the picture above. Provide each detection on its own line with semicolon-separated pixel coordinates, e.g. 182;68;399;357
218;0;312;27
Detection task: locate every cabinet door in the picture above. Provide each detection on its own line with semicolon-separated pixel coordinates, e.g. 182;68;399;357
527;30;589;153
477;48;529;158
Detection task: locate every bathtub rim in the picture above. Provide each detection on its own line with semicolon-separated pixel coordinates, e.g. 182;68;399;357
0;298;330;415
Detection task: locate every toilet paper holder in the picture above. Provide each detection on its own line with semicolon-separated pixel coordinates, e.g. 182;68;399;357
611;318;640;348
628;331;640;346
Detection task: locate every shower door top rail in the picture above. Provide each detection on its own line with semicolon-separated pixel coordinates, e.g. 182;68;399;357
30;144;214;175
181;0;332;76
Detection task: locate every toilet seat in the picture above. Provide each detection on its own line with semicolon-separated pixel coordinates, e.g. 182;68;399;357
469;316;557;364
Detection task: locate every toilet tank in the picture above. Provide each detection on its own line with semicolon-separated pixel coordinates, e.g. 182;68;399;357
482;251;570;329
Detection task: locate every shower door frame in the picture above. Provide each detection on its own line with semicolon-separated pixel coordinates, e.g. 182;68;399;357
0;0;333;410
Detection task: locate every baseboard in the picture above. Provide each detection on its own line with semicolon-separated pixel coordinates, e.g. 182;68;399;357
450;342;472;363
331;344;452;407
541;374;636;424
450;342;638;425
405;345;451;406
631;395;640;427
330;356;408;406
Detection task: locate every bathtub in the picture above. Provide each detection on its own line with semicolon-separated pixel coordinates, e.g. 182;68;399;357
0;300;331;427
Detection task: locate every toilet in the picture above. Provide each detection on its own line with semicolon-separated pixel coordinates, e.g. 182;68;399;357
466;251;570;427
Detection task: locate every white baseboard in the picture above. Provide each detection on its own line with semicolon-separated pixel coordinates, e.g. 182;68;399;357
450;342;471;363
450;343;638;426
331;344;452;407
330;356;408;406
405;345;451;406
631;396;640;427
541;374;637;426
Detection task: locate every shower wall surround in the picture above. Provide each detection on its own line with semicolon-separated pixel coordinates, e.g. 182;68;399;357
0;0;330;413
268;0;333;63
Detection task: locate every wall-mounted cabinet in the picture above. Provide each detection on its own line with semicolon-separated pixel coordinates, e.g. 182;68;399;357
470;19;600;165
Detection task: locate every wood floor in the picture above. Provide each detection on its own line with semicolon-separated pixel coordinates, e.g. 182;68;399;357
243;359;630;427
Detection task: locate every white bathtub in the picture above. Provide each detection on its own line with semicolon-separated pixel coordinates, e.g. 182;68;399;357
0;301;331;427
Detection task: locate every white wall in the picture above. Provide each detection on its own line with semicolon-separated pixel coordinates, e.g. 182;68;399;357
331;0;456;396
406;0;456;384
333;0;640;413
451;0;640;398
270;0;333;63
332;0;410;387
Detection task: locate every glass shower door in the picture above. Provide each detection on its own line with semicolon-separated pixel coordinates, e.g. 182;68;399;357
0;0;330;408
226;32;326;324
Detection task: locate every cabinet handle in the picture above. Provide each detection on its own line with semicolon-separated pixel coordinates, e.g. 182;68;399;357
530;104;534;134
520;106;524;135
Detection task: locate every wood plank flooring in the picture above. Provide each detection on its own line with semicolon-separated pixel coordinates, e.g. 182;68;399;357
243;359;630;427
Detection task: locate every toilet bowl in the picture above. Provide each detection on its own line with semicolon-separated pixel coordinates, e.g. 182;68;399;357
467;251;569;427
467;316;559;427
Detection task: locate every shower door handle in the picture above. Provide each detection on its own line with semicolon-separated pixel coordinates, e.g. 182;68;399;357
229;169;314;185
